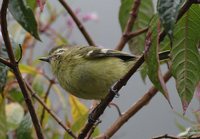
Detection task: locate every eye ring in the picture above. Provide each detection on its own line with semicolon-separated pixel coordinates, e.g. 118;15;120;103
57;49;65;53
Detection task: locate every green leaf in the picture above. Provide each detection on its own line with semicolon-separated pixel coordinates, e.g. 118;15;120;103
32;75;45;96
145;16;171;104
16;114;33;139
0;96;7;139
24;0;36;11
171;5;200;112
9;88;24;103
64;113;88;139
0;45;8;93
157;0;183;38
5;102;24;131
8;0;40;40
119;0;154;55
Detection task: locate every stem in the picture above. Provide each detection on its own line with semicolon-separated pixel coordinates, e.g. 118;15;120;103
0;57;13;67
58;0;96;46
116;0;141;51
1;1;44;139
126;27;148;41
40;81;54;126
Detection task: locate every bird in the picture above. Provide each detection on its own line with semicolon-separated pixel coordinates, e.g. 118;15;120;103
39;45;137;100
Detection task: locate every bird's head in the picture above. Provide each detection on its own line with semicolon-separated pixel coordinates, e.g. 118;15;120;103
39;46;67;64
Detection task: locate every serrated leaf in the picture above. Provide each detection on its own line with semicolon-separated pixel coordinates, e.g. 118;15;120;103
0;96;7;139
8;0;40;40
145;17;171;105
5;102;24;131
16;114;33;139
171;5;200;112
119;0;154;55
157;0;183;38
68;95;88;122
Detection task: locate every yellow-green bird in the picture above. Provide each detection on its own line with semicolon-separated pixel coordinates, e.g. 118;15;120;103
39;45;137;100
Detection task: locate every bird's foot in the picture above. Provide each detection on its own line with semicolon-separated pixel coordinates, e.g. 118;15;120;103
111;83;120;98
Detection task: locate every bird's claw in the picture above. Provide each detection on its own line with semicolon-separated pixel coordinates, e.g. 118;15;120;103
111;84;120;98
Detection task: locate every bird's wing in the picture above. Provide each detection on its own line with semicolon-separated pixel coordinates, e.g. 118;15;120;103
84;47;137;61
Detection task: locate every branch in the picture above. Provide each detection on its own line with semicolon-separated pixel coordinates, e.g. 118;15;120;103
126;27;148;41
116;0;141;51
1;0;44;139
96;71;171;139
152;133;200;139
0;57;13;67
58;0;96;46
25;82;77;139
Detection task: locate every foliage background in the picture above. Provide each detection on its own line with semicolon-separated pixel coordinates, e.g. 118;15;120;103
0;0;200;139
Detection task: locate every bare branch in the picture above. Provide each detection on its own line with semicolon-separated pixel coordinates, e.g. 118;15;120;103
126;27;148;41
58;0;96;46
116;0;141;51
0;57;13;67
40;80;54;126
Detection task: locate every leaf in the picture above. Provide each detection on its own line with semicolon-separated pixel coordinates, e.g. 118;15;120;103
145;17;171;105
119;0;154;55
24;0;36;11
16;114;33;139
5;102;24;131
68;95;88;122
0;44;9;93
32;75;45;96
8;0;40;40
18;64;39;75
171;5;200;112
9;88;24;103
157;0;184;38
0;96;7;139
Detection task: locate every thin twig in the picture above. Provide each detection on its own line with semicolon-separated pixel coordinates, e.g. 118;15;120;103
1;0;44;138
126;27;148;41
116;0;141;51
40;80;54;126
86;120;101;139
0;57;13;67
152;134;200;139
58;0;96;46
152;134;179;139
25;82;77;139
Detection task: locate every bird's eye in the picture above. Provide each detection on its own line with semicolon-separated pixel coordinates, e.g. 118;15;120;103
57;49;65;53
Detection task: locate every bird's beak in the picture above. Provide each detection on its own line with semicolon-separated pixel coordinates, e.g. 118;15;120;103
39;56;50;63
